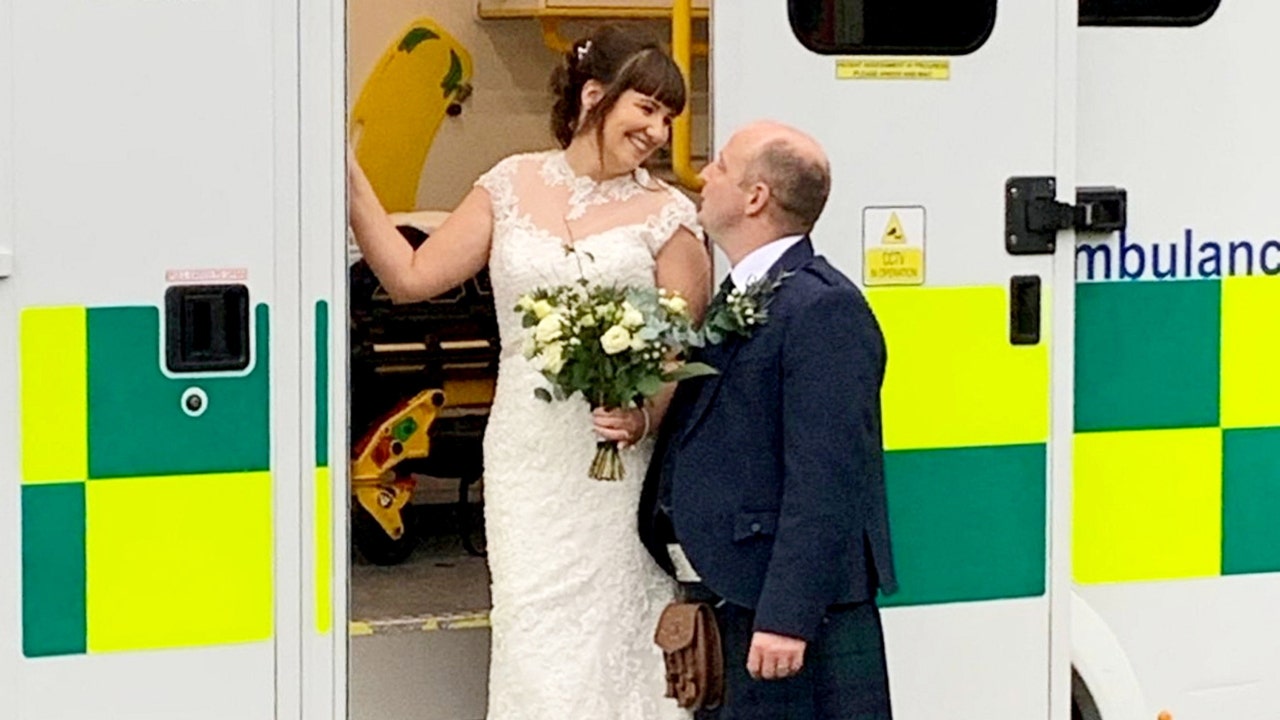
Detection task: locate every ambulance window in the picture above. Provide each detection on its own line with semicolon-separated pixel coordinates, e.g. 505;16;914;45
1079;0;1220;25
788;0;997;56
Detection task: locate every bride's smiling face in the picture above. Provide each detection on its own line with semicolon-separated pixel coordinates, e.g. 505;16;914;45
596;90;675;173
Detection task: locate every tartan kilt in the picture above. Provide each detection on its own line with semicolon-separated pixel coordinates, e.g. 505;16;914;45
696;600;893;720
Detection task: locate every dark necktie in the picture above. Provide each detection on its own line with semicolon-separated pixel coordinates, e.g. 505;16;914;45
707;274;736;313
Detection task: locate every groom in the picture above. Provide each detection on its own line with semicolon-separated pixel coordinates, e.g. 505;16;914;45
641;121;896;719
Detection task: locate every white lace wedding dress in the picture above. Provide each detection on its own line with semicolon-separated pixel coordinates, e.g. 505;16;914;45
475;150;696;720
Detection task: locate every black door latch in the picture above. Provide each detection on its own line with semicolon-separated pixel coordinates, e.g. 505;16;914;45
1006;177;1127;255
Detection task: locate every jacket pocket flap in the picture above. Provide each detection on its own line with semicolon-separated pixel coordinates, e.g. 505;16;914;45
732;511;778;541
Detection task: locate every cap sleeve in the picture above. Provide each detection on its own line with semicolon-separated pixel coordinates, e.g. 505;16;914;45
472;153;523;224
642;187;702;256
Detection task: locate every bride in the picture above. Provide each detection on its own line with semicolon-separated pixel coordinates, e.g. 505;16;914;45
346;24;711;720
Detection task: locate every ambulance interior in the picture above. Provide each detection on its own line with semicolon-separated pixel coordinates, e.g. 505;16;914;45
344;5;708;717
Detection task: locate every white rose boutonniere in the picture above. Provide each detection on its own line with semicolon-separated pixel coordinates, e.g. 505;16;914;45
701;271;793;345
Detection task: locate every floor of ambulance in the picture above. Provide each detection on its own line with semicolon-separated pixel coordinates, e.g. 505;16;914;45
350;501;491;637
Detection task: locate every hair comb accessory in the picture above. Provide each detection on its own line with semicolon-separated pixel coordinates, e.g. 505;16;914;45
575;40;593;63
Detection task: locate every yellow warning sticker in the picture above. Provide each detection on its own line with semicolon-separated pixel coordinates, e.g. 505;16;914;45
836;58;950;81
864;207;925;286
881;212;907;244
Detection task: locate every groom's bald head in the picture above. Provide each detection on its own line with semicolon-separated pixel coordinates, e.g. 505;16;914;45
735;121;831;235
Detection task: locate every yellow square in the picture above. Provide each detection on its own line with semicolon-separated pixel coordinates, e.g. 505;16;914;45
315;467;332;635
867;285;1049;450
21;307;87;484
1074;428;1221;584
1221;275;1280;429
86;472;273;652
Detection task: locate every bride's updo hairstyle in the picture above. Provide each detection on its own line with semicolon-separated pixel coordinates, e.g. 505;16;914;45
549;24;688;150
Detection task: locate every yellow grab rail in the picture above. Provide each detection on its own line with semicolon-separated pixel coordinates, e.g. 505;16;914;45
671;0;703;191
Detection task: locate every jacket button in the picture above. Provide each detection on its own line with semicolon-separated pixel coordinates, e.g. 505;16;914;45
750;522;762;533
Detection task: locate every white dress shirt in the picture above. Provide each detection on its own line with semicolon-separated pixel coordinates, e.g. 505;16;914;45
729;234;806;289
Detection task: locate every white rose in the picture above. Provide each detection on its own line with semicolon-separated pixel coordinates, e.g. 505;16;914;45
595;302;617;319
516;295;535;313
630;334;648;352
532;299;554;319
578;311;597;328
535;313;564;343
599;325;633;355
620;302;645;329
661;295;688;315
540;342;565;374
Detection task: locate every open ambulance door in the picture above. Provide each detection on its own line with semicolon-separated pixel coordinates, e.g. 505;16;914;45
0;0;346;716
712;2;1077;718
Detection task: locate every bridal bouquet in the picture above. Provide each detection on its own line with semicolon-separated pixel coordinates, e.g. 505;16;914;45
516;283;716;481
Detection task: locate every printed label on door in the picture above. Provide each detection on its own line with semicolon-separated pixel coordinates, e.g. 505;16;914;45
863;207;925;286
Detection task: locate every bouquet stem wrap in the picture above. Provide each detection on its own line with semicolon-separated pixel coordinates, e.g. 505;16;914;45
590;440;625;481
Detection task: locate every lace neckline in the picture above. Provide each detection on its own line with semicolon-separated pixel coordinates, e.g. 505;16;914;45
540;151;652;221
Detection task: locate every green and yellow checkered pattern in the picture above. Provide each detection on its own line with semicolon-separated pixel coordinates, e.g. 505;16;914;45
868;285;1049;607
21;305;273;658
1074;275;1280;583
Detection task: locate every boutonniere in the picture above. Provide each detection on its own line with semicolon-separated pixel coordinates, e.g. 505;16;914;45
701;271;793;345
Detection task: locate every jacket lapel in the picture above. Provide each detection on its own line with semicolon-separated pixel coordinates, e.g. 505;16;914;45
678;237;815;445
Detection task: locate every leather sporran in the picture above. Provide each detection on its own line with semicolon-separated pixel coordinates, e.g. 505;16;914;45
654;602;724;710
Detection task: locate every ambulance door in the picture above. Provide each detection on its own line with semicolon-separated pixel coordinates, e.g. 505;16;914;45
1073;2;1280;718
300;0;348;714
1;0;17;708
1;0;312;716
712;2;1076;718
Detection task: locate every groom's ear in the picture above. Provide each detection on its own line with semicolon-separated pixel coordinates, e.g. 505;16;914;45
743;182;772;219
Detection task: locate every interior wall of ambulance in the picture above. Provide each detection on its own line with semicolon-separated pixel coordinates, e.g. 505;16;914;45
347;1;710;212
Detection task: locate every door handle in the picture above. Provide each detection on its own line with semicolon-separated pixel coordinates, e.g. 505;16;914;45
1010;275;1041;346
0;248;12;278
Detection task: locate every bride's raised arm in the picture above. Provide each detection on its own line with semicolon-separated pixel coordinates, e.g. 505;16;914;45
347;150;493;305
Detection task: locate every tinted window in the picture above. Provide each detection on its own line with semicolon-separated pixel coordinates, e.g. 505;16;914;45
789;0;997;56
1079;0;1221;25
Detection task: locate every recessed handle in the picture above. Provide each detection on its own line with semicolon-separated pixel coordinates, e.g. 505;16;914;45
165;284;251;373
1010;275;1041;346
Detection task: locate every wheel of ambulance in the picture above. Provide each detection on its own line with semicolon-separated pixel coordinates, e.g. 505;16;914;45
352;502;419;566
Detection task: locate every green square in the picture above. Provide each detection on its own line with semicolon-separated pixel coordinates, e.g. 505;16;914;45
87;305;270;479
1223;427;1280;574
1076;280;1220;432
315;300;329;468
23;483;87;657
879;444;1046;607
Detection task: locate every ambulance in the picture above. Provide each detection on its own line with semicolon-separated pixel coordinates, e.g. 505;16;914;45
2;1;1276;719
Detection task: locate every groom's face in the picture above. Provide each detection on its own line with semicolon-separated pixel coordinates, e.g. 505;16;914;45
697;134;751;242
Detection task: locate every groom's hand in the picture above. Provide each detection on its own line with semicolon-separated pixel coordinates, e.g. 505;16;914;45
747;632;806;680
